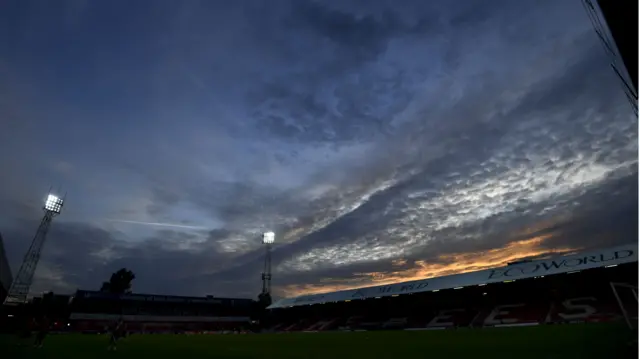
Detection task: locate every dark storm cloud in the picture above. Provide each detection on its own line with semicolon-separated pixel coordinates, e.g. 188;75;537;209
287;1;403;61
15;222;257;297
0;0;636;300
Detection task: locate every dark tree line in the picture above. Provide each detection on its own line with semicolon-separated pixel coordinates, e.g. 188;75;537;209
100;268;135;294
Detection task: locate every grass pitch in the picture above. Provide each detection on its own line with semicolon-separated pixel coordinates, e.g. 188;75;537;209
1;323;636;359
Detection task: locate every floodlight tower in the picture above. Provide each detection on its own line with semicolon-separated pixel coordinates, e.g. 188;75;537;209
261;231;274;295
3;193;64;306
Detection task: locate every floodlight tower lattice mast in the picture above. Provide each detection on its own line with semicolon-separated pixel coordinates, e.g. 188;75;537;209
261;232;274;295
3;193;64;306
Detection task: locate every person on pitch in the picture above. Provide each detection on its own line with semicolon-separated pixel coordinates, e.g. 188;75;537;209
108;318;125;351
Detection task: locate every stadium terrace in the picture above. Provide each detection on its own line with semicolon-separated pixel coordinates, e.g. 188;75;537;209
268;244;637;308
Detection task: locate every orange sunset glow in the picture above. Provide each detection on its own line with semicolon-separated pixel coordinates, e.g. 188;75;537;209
278;234;579;298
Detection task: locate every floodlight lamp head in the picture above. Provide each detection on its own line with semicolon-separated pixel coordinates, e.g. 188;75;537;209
262;231;275;244
44;194;64;214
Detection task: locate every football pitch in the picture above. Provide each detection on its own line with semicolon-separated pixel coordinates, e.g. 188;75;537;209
1;323;636;359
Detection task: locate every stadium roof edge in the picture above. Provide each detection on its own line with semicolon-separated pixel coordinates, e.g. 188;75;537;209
268;243;637;309
74;290;255;304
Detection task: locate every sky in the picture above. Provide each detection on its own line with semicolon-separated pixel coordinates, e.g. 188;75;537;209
0;0;637;300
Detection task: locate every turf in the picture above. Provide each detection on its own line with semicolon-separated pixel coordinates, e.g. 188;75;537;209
1;323;636;359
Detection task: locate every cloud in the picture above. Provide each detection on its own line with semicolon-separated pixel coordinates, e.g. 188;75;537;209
0;0;635;300
107;219;209;231
279;234;574;297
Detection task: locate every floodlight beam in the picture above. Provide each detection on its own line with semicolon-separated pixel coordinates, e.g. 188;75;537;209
262;231;275;244
44;194;64;214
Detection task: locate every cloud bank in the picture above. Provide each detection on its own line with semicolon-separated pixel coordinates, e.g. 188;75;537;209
0;0;636;299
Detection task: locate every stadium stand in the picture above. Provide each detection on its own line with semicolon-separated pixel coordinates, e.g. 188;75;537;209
68;290;257;333
27;292;73;331
265;244;638;332
0;232;12;304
